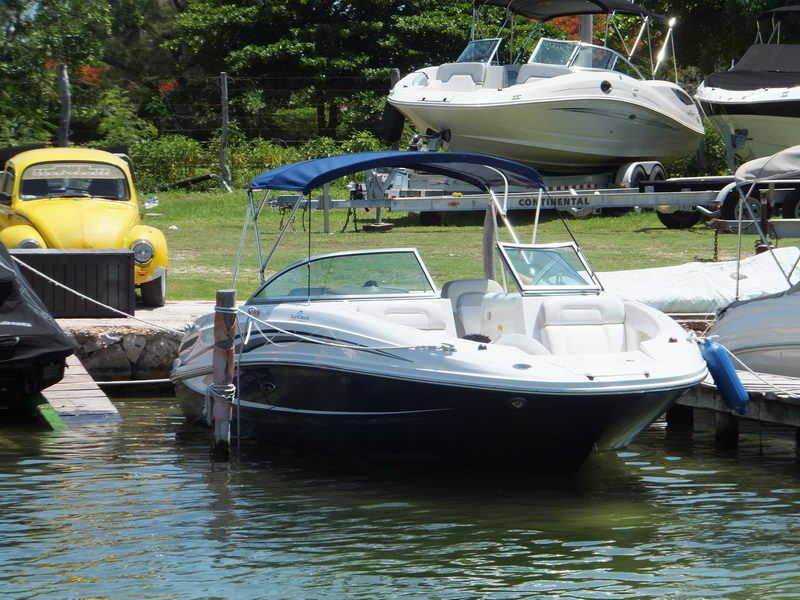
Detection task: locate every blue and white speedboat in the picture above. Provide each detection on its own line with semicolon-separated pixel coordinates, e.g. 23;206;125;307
170;151;706;471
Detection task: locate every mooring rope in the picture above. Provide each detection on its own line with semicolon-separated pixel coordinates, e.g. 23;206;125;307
12;256;183;335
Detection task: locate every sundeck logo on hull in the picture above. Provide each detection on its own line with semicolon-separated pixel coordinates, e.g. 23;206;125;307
290;311;310;321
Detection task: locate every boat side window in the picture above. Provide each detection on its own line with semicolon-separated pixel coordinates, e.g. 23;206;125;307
573;46;616;70
20;162;131;201
251;251;436;301
611;56;645;80
457;38;502;64
528;39;577;66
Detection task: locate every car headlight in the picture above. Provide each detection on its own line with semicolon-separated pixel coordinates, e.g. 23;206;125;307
18;239;41;249
131;240;154;264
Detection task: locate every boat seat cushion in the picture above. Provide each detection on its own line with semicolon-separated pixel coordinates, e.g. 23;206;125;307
495;333;551;355
436;62;487;84
516;63;572;84
441;278;503;337
356;300;456;334
539;296;626;354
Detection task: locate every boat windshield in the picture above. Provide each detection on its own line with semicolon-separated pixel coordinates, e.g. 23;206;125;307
456;38;502;63
249;249;437;302
529;38;644;80
497;242;600;294
20;162;131;201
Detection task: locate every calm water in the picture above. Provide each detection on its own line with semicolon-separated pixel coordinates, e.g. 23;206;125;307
2;398;800;600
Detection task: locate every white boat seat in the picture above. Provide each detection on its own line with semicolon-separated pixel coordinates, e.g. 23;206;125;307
356;300;456;335
539;295;626;355
495;333;551;355
516;63;572;84
441;278;503;337
436;62;487;84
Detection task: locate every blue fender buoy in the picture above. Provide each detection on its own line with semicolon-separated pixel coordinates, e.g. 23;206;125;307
701;339;749;414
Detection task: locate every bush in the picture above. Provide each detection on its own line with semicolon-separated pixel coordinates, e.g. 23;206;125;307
131;135;212;191
665;119;728;177
272;107;318;142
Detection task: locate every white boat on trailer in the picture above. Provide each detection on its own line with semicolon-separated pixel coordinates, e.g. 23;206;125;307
384;0;704;173
170;151;707;473
696;6;800;163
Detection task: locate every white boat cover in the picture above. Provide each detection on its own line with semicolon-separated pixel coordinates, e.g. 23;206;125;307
598;246;800;314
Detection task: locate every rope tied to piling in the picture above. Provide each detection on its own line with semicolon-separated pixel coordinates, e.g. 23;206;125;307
203;383;237;426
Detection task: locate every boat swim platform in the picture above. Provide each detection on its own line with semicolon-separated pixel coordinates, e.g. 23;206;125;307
41;354;121;424
672;370;800;446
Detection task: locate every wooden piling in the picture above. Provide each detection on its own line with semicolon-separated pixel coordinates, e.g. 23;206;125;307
211;289;237;460
715;411;740;448
666;403;694;432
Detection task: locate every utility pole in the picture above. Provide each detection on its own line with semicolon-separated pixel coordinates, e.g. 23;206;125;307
57;64;70;147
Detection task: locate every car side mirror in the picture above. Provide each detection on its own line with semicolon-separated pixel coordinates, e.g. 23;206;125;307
0;192;10;205
144;196;159;210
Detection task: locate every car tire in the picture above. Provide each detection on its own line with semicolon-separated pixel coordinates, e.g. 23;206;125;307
140;272;167;307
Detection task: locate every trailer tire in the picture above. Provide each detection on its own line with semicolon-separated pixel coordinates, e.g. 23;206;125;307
721;189;761;221
419;211;444;226
781;188;800;219
605;166;647;216
657;211;701;229
379;102;405;145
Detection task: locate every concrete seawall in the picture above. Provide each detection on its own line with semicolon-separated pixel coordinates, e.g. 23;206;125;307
57;301;215;382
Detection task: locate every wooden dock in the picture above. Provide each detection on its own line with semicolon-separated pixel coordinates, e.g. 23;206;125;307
41;354;121;423
672;370;800;444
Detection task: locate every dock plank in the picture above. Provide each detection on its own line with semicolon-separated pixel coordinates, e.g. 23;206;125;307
41;355;121;421
680;370;800;428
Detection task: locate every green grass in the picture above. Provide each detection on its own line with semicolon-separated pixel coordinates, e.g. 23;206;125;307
146;190;800;301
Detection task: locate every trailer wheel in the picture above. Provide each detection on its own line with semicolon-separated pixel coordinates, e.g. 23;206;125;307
781;188;800;219
605;166;648;216
657;211;701;229
721;189;761;221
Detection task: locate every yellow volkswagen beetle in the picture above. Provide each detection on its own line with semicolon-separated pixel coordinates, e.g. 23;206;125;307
0;147;168;306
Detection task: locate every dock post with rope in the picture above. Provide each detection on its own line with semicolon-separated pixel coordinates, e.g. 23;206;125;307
209;289;237;460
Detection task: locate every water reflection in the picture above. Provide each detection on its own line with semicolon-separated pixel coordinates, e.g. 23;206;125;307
1;399;799;599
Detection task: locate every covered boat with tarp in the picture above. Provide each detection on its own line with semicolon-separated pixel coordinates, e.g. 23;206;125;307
0;243;73;408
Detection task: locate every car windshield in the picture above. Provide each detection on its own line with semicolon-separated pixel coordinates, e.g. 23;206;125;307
19;162;131;201
497;242;600;294
249;249;437;302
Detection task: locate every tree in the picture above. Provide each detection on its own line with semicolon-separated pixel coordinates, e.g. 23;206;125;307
0;0;111;145
166;0;475;140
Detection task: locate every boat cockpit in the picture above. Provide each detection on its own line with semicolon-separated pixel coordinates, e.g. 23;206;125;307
443;36;645;90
